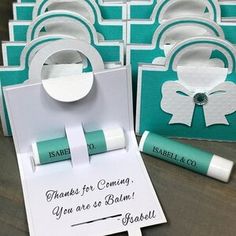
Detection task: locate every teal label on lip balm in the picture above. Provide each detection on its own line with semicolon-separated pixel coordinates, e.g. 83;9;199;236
142;133;213;175
85;130;107;155
36;130;107;165
38;137;70;165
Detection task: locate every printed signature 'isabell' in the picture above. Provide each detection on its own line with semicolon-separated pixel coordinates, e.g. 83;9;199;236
121;210;156;226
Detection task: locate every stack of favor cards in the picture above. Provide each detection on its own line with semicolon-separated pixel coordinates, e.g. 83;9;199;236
1;0;127;136
131;0;236;141
1;1;236;235
1;0;236;139
127;0;236;93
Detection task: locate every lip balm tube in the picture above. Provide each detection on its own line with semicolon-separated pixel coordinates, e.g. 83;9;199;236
32;128;126;165
139;131;234;183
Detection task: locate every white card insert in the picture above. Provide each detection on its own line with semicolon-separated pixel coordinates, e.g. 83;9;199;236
4;66;167;236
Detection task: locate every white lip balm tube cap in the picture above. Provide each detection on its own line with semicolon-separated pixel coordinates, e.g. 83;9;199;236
32;142;40;165
103;128;126;151
207;155;234;183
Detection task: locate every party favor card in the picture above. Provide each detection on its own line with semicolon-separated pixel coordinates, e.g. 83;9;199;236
127;0;236;44
136;37;236;141
4;39;166;236
4;21;124;68
13;0;126;20
0;34;124;137
128;0;236;19
9;4;126;42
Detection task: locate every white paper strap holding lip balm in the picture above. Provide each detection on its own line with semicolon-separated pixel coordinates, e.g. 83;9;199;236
28;39;104;102
161;37;236;127
65;124;89;167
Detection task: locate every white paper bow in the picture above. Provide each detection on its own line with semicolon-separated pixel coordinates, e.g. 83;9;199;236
161;67;236;127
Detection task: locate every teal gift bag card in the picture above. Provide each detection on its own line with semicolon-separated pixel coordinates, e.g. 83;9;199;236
0;36;78;136
9;7;126;42
136;37;236;141
127;0;236;44
0;37;121;136
128;0;236;19
4;14;124;67
127;17;224;98
14;0;126;20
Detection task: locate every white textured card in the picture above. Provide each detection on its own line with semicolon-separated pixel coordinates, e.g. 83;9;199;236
4;66;166;236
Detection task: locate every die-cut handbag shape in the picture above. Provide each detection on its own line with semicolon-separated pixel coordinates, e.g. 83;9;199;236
3;39;166;236
128;0;236;44
14;0;125;20
136;37;236;141
128;0;236;19
4;14;124;67
10;3;125;42
0;35;123;136
127;17;224;95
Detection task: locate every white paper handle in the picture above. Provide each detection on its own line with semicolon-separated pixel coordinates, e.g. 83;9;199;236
153;17;224;50
166;37;236;74
152;0;220;23
65;124;90;167
20;35;70;68
28;39;104;102
27;11;99;43
29;39;104;81
33;0;96;24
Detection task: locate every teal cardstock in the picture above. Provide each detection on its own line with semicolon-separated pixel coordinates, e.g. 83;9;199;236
136;37;236;141
128;0;236;44
14;0;124;20
10;9;125;42
127;17;224;99
4;30;123;67
220;3;236;18
129;0;236;19
0;36;122;136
